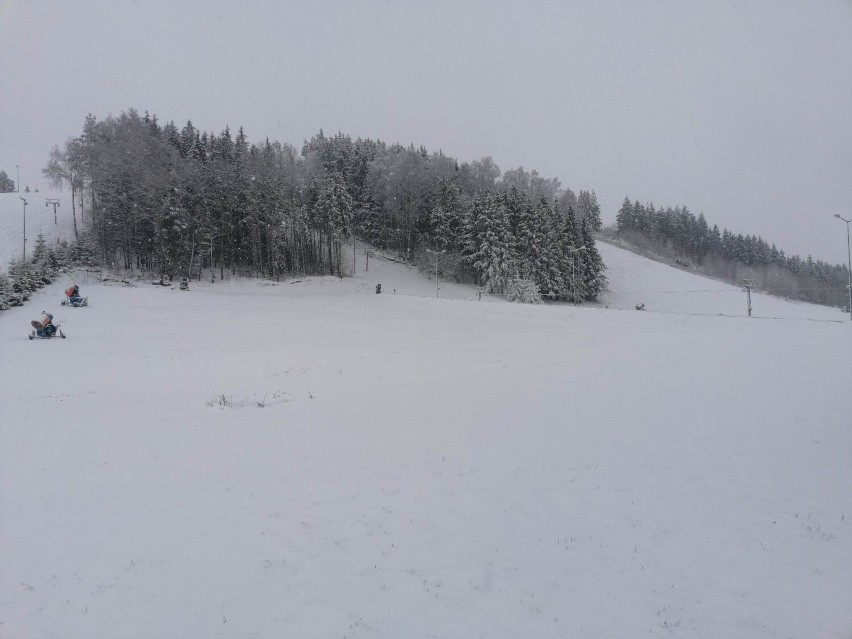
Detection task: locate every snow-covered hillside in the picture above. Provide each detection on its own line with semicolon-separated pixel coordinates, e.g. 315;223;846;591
598;240;845;321
0;189;77;267
1;239;850;638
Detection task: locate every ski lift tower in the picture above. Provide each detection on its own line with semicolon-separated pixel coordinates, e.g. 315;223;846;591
45;198;60;225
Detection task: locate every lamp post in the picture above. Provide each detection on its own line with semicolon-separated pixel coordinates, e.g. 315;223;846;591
45;198;61;225
426;248;446;298
20;196;28;261
834;214;852;322
567;246;587;305
743;280;754;317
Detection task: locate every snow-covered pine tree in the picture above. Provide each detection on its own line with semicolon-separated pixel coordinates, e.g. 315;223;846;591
31;233;48;264
430;178;463;251
580;216;607;301
429;204;451;251
461;192;513;293
616;196;633;232
480;193;514;293
532;198;564;299
587;190;602;231
313;173;353;275
505;276;543;304
560;204;582;302
0;272;20;309
511;192;535;280
524;196;549;294
577;190;591;224
0;170;15;193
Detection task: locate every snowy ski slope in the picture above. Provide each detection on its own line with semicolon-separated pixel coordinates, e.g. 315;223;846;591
1;224;850;638
0;189;77;266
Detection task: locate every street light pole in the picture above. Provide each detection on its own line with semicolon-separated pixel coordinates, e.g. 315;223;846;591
835;214;852;322
20;196;28;261
743;280;754;317
426;248;446;298
567;246;587;305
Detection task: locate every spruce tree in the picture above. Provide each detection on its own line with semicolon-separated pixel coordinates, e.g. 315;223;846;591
580;217;606;301
0;170;15;192
616;197;633;231
587;190;602;231
462;192;512;293
577;190;602;231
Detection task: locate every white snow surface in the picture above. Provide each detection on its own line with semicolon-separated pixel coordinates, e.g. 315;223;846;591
597;240;846;321
0;190;78;266
1;236;851;638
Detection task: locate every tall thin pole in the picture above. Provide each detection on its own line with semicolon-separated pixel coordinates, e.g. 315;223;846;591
426;248;445;298
846;220;851;322
572;254;576;304
16;165;19;193
836;215;852;321
20;197;28;261
568;246;586;305
743;280;753;317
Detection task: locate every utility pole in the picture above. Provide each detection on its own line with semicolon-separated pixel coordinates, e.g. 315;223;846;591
426;248;446;298
45;198;61;225
834;214;852;322
743;280;753;317
20;196;28;261
568;246;587;305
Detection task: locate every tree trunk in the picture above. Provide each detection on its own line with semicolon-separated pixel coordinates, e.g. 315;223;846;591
188;230;196;279
70;182;79;239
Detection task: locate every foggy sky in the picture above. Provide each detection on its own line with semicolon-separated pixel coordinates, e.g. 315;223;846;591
2;0;850;264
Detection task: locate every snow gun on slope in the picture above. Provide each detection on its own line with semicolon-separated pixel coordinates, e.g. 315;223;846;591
29;311;65;340
61;284;88;307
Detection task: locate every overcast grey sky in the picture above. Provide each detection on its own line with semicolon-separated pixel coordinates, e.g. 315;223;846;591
2;0;850;263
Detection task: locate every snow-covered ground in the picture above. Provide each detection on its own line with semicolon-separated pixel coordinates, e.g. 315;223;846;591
598;240;846;321
0;189;77;267
1;234;850;638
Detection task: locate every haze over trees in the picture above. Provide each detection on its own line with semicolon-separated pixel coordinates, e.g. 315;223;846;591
0;170;16;193
42;109;606;302
613;197;849;308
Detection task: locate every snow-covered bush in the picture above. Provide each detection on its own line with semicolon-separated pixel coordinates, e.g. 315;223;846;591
0;233;98;312
7;259;41;298
505;278;543;304
0;273;24;309
71;233;98;267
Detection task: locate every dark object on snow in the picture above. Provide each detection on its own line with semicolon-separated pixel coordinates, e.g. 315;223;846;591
376;283;382;294
29;312;65;339
180;277;189;291
62;284;88;307
635;302;645;311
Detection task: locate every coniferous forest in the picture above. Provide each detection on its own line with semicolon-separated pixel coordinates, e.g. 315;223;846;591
40;109;607;302
612;197;850;308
